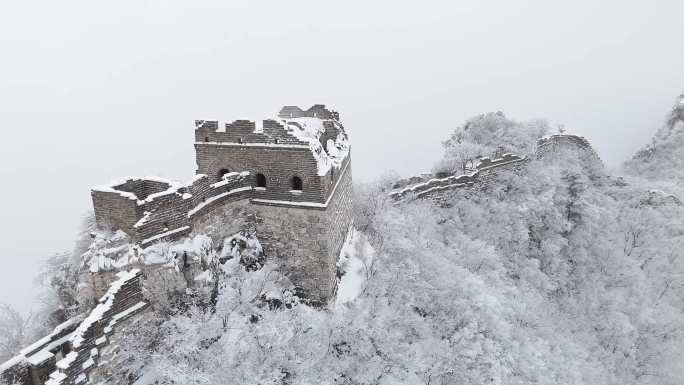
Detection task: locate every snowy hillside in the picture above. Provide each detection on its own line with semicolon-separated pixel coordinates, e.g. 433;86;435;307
3;103;684;385
624;95;684;186
102;113;684;384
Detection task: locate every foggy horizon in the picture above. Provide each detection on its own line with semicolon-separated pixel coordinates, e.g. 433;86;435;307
1;0;683;315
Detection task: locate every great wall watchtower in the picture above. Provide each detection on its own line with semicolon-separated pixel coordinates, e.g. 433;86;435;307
91;104;353;305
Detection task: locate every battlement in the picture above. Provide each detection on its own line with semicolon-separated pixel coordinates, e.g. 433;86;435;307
278;104;340;121
195;106;342;146
195;119;314;146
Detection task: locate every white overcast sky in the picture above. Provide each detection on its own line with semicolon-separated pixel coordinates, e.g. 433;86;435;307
0;0;682;314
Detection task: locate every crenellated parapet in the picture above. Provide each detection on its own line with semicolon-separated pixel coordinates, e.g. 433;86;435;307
278;104;340;121
392;134;603;203
195;119;316;146
389;153;528;202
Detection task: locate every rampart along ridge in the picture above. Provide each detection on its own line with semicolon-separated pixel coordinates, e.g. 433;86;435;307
1;124;604;385
390;134;602;203
91;105;353;305
1;270;146;385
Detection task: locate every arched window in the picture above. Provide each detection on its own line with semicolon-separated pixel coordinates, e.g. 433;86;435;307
218;168;230;180
291;176;303;191
256;173;267;188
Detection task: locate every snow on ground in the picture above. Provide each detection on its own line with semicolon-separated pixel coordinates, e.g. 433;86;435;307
83;231;217;273
335;228;374;307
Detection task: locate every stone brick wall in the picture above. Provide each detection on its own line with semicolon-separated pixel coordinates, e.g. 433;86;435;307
195;144;327;203
390;154;528;202
195;119;311;146
45;270;147;385
277;104;339;120
133;190;192;245
91;190;142;236
392;134;603;205
92;173;252;246
190;158;354;305
0;272;146;385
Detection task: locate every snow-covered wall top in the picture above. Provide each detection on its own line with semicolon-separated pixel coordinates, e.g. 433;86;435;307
45;270;147;385
1;271;147;385
389;154;528;201
92;172;251;246
392;134;603;202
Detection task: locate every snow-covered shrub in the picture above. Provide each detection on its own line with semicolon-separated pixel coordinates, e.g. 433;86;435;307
118;141;684;384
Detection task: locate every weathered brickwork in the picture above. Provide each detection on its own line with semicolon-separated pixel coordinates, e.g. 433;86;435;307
91;104;353;305
195;145;327;202
91;190;142;237
278;104;340;120
189;159;353;304
0;271;147;385
391;134;603;204
390;154;528;202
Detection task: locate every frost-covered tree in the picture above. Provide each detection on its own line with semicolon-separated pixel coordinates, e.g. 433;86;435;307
11;102;684;385
124;137;684;384
435;111;550;174
0;304;32;364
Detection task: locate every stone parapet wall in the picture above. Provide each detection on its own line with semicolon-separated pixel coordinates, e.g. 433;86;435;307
189;158;354;305
0;317;83;385
1;271;146;385
91;190;143;236
195;144;325;202
45;270;147;385
195;119;311;146
92;172;252;245
390;154;528;202
277;104;339;121
393;135;603;204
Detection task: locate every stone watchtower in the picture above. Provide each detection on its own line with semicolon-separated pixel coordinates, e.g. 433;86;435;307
91;104;352;305
192;105;353;304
